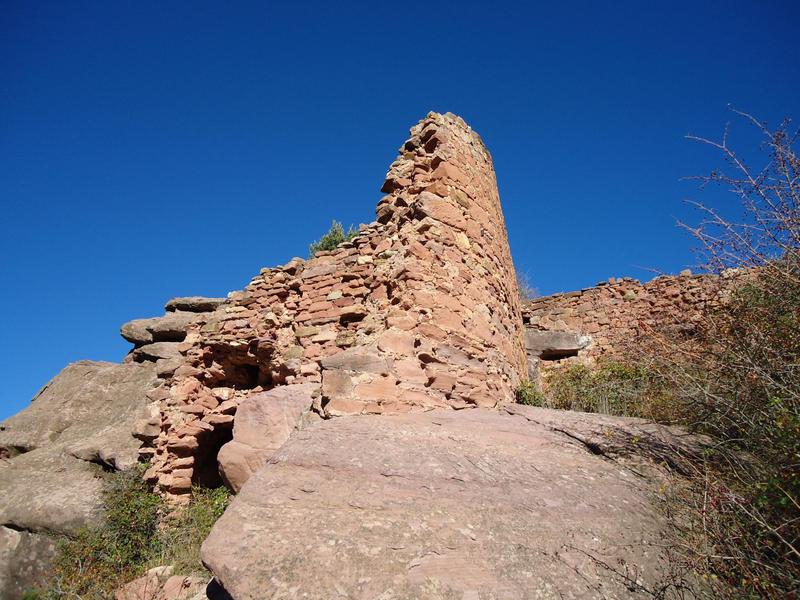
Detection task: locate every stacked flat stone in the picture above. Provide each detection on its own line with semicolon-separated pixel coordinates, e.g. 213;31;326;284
522;270;743;381
131;112;527;500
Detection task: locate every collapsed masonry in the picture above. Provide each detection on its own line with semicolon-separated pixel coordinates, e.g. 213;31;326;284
126;112;528;500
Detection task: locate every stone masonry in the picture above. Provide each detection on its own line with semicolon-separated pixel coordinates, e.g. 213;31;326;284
522;271;739;382
129;112;527;500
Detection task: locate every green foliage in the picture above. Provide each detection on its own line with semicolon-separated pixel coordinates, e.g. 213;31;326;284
672;114;799;595
541;362;674;419
45;467;162;599
676;264;800;596
42;469;231;598
159;485;232;575
308;220;358;257
515;379;544;406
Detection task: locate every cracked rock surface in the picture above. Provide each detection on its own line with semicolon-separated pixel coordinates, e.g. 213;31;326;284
202;405;702;599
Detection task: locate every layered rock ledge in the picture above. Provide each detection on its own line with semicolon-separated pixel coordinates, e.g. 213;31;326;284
202;405;705;599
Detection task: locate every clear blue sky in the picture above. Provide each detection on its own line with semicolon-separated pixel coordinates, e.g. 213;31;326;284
1;1;798;419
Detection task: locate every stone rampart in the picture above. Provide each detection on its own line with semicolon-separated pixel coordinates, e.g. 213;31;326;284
522;271;736;380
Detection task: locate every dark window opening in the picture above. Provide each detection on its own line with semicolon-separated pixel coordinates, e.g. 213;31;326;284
540;348;581;361
192;423;234;489
203;343;274;390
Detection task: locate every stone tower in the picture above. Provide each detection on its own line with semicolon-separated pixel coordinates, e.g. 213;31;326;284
133;112;527;499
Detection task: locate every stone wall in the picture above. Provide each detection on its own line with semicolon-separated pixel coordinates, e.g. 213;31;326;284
132;112;527;499
522;271;736;380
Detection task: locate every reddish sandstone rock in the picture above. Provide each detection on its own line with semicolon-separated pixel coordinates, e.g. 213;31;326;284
202;406;705;599
115;566;207;600
217;383;318;492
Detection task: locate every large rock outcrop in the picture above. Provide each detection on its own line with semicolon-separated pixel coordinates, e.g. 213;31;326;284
0;526;56;600
202;406;705;599
0;360;158;598
0;360;158;532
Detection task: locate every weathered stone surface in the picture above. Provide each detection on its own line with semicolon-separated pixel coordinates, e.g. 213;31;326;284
121;318;155;345
319;347;390;375
122;312;199;346
147;311;200;341
133;341;183;362
0;361;158;534
218;383;318;493
165;296;226;313
0;526;55;600
115;565;207;600
524;330;591;358
203;406;702;599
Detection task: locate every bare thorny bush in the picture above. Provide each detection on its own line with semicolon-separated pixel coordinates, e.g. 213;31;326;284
625;109;799;598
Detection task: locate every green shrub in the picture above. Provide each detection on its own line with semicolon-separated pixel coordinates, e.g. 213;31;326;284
45;467;162;599
42;470;231;598
159;485;232;575
515;379;544;406
541;362;674;419
308;220;358;257
655;265;800;596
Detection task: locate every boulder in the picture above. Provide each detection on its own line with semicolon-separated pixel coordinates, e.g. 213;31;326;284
0;360;158;599
165;296;226;313
115;565;207;600
0;361;157;535
203;406;703;599
146;311;199;341
0;526;55;600
133;341;183;362
524;329;590;360
122;311;202;346
121;318;155;345
217;383;317;493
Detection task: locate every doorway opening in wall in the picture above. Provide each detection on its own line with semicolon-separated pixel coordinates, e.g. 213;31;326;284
191;423;234;488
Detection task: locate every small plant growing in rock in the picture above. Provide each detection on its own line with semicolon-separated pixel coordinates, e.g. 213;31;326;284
515;379;544;406
516;269;539;301
309;220;358;257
